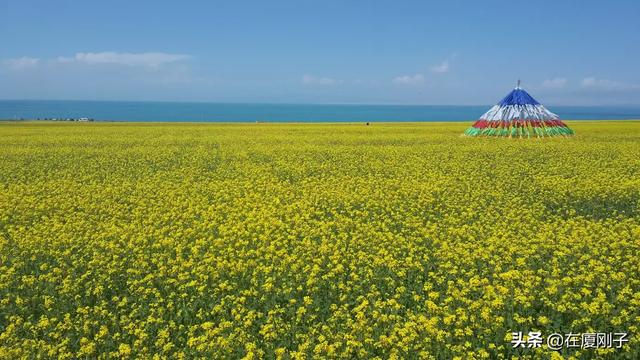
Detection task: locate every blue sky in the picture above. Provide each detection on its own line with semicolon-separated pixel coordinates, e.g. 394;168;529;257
1;0;639;105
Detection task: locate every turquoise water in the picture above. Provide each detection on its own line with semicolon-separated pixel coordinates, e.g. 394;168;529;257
1;100;640;122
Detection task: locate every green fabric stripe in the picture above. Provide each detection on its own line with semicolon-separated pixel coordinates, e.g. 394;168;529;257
462;123;574;137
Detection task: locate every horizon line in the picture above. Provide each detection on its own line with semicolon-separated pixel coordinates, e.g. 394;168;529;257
2;98;640;108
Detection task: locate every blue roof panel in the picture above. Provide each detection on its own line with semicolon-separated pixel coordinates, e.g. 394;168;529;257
497;88;541;106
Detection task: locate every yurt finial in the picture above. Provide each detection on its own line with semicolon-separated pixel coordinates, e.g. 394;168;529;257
463;84;574;138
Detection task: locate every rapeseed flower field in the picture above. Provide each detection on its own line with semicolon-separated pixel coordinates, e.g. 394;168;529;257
1;121;639;359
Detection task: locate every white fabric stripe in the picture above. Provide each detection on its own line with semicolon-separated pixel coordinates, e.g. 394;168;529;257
479;104;560;121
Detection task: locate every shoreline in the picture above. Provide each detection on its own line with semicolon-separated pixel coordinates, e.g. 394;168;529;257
2;119;640;124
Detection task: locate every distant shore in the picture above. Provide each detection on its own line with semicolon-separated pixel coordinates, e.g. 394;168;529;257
2;119;640;125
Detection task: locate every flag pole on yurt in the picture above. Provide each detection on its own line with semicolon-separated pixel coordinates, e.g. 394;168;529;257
463;80;574;138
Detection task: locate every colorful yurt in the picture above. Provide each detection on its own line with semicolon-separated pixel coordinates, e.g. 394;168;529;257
463;81;574;138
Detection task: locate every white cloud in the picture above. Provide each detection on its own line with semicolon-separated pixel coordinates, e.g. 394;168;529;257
581;77;613;88
301;74;342;85
2;57;40;70
430;60;449;73
392;73;425;85
541;78;567;88
580;77;640;91
56;52;190;68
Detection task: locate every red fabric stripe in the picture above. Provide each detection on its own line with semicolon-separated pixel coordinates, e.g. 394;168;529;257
471;118;568;129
